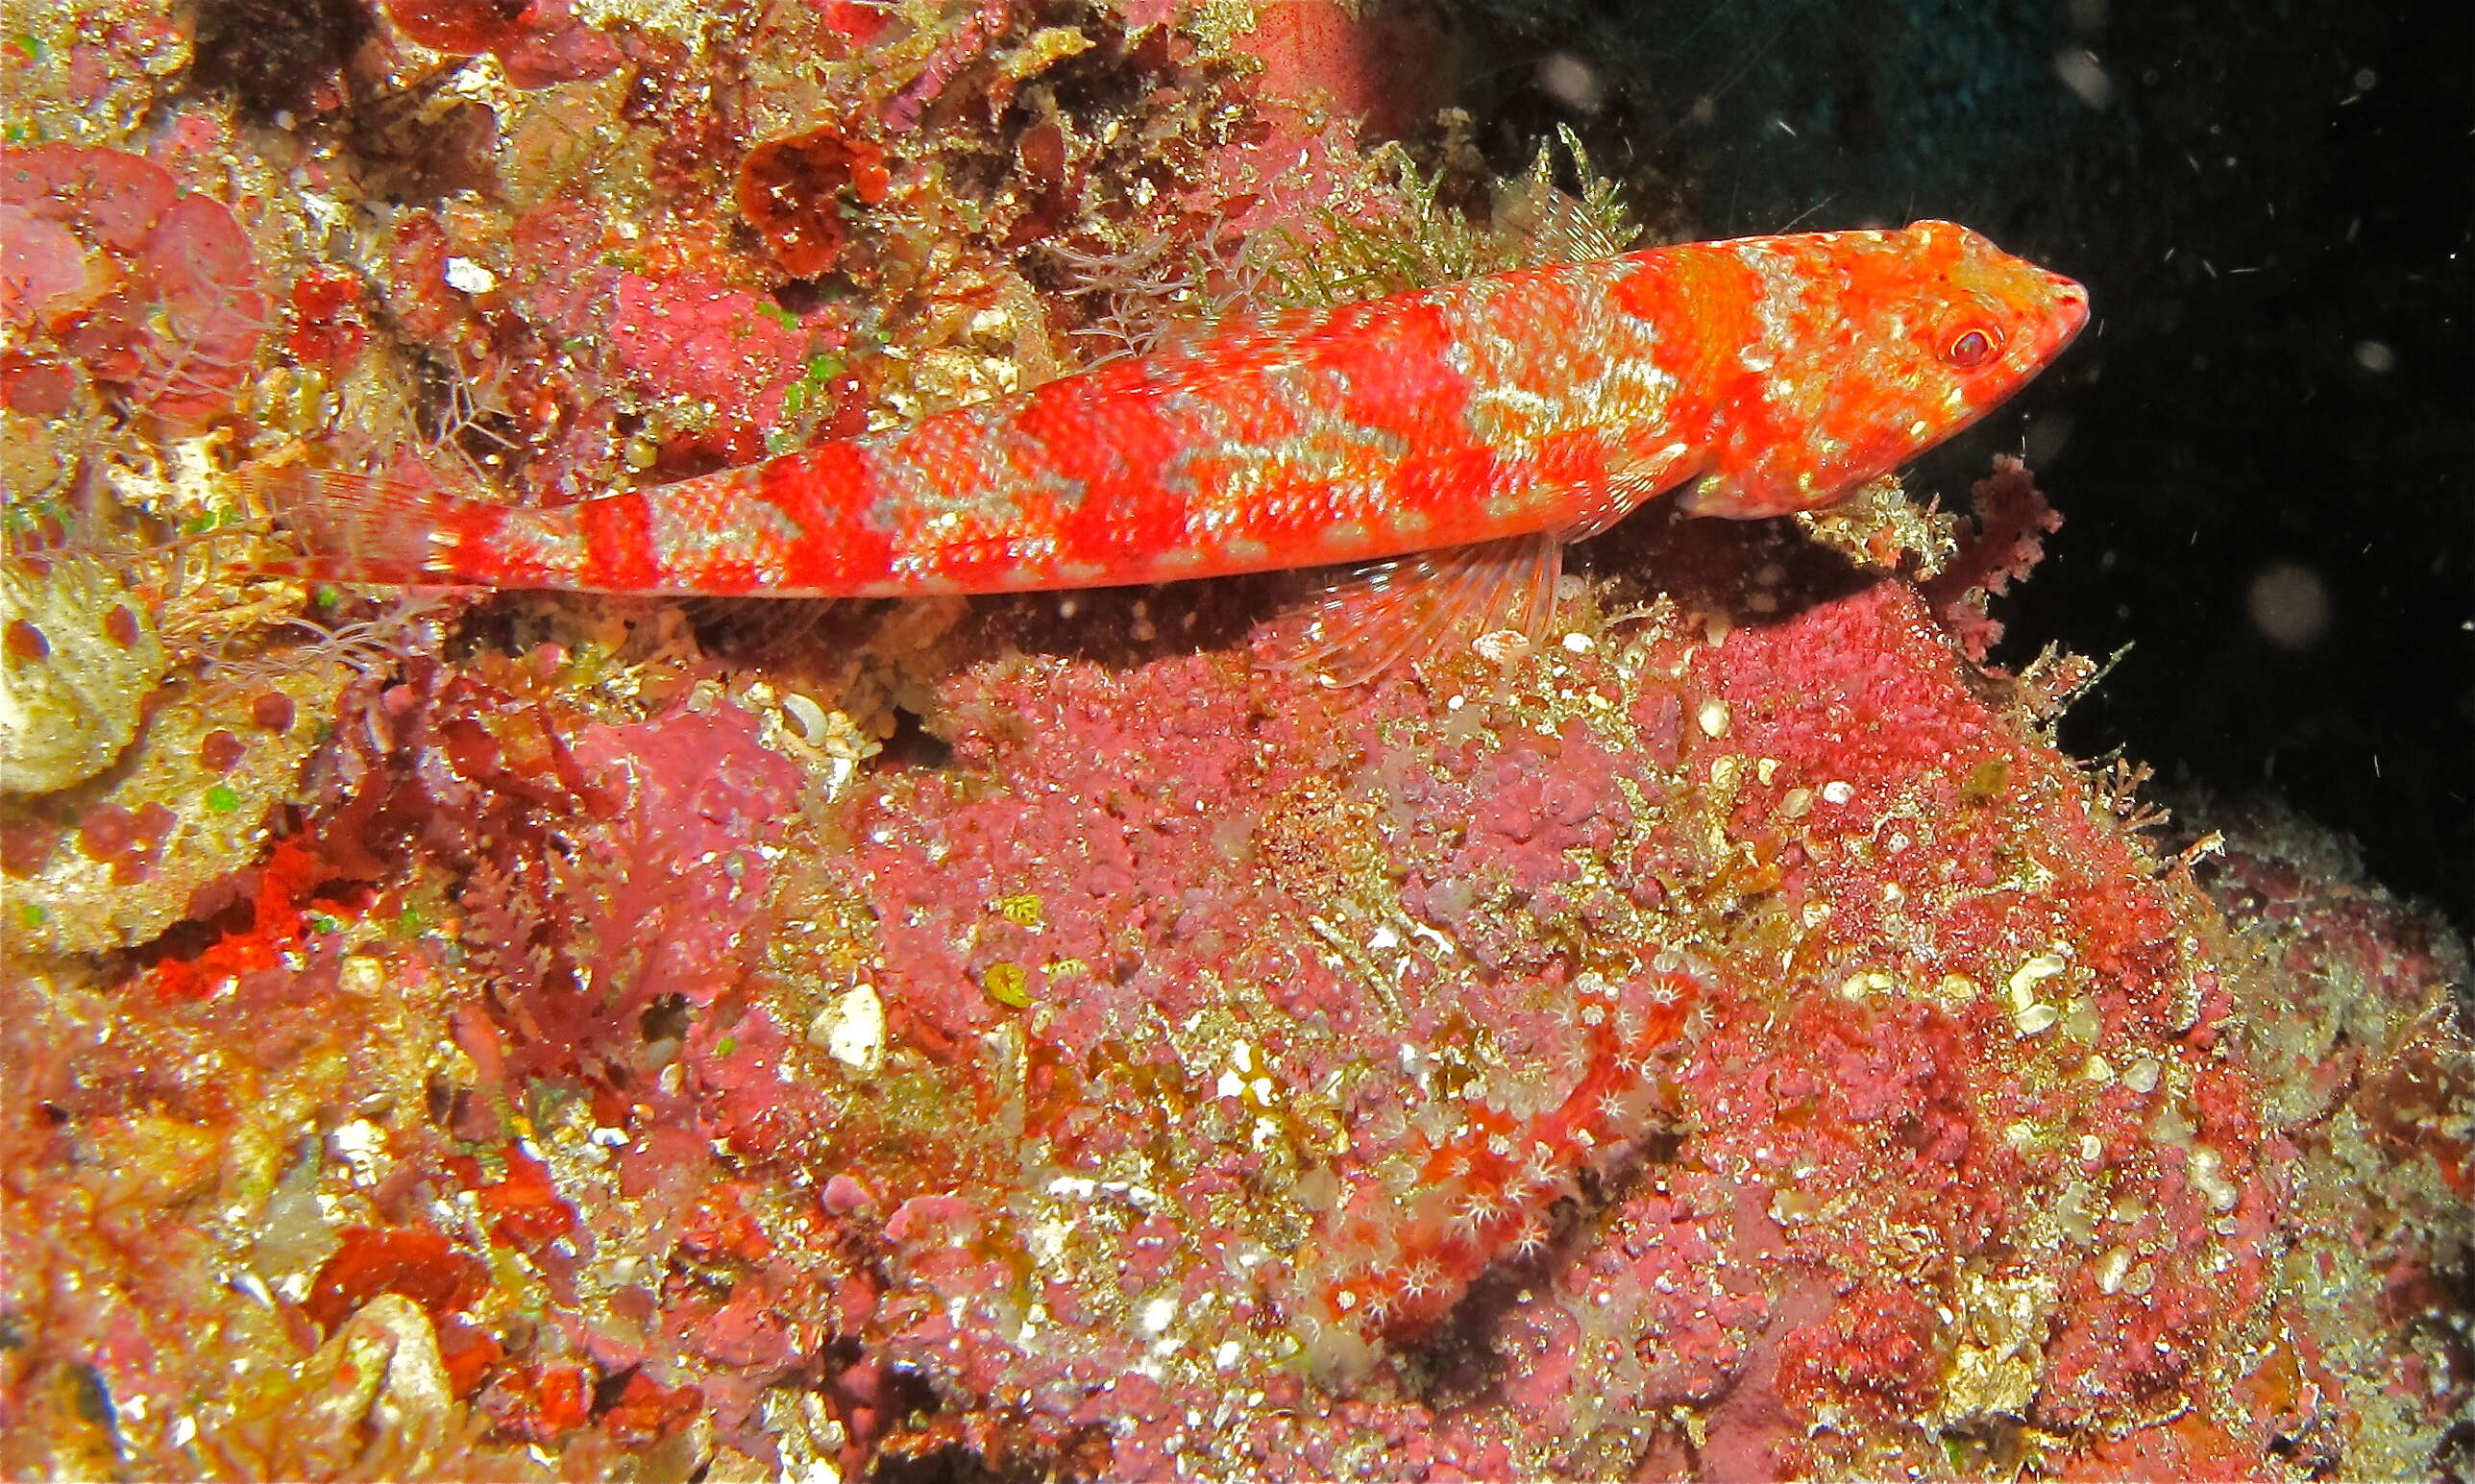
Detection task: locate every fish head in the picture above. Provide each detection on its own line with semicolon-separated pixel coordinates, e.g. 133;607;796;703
1679;220;2088;519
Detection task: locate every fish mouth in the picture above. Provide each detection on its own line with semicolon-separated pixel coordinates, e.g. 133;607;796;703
2046;271;2092;351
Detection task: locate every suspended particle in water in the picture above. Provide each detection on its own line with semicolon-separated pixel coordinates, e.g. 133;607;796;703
2246;560;2331;651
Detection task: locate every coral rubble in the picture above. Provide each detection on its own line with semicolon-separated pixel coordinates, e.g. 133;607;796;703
1;1;2466;1481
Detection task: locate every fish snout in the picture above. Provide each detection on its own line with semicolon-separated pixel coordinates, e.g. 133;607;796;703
2044;271;2092;349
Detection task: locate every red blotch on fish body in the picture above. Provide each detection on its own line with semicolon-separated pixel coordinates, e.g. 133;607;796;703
1315;299;1463;436
1012;360;1191;570
576;489;662;592
763;440;895;590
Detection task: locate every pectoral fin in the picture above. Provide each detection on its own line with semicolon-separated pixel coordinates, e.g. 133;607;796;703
1556;439;1702;544
1260;532;1563;687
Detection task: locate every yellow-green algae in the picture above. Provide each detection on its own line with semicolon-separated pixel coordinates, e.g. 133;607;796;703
1;556;168;795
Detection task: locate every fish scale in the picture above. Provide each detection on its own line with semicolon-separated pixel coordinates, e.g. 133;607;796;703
265;220;2087;680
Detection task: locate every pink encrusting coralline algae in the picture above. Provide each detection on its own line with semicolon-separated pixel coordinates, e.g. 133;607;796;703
1;0;2467;1480
11;477;2468;1479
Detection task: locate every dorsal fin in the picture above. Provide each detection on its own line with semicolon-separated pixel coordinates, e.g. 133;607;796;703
1491;124;1643;268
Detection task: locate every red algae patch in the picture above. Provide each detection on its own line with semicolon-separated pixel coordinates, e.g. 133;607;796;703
0;145;268;428
738;126;892;280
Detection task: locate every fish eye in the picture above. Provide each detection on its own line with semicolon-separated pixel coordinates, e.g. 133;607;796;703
1942;325;2003;369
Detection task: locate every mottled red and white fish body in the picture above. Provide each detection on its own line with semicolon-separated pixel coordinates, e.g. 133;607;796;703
271;220;2086;677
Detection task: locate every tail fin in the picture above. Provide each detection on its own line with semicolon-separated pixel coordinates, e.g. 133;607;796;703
239;462;503;587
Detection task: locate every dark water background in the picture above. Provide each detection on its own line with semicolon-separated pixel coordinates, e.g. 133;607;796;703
1433;0;2472;928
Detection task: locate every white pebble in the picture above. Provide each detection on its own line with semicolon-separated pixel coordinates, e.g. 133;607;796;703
2014;1003;2060;1035
1474;628;1532;665
2007;952;2069;1002
781;691;829;745
809;984;886;1074
443;255;497;294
